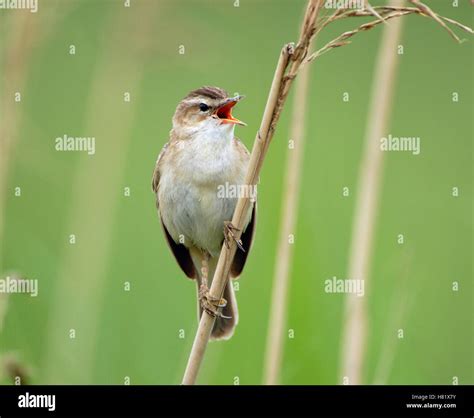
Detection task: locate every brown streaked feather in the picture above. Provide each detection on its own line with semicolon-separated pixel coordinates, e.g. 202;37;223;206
230;203;257;278
185;86;228;101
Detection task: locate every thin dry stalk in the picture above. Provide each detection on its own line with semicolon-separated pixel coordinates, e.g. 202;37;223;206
339;0;405;385
263;63;311;385
181;0;325;386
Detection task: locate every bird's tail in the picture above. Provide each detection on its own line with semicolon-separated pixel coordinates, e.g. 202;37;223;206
195;257;238;340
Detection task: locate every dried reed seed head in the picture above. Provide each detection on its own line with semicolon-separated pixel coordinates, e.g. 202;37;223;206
307;2;473;63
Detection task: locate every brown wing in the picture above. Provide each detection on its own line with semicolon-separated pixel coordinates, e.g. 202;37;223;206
230;203;256;278
152;142;196;279
160;219;196;279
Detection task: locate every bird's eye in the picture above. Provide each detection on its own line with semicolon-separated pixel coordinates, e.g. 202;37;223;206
199;103;209;112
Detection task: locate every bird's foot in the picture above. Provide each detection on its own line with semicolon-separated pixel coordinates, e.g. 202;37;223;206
224;221;245;252
199;284;230;319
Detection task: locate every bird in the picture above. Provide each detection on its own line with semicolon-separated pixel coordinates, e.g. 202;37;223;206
152;86;256;340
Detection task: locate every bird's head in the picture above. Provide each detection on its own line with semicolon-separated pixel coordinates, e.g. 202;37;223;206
172;86;246;138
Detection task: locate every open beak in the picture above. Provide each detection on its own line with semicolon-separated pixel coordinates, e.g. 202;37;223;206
214;95;246;126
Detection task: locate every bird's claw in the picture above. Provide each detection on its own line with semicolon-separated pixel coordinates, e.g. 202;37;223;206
224;221;245;252
199;284;229;318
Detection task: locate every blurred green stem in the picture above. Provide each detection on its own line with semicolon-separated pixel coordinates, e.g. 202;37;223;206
0;14;37;273
339;0;405;385
263;62;311;385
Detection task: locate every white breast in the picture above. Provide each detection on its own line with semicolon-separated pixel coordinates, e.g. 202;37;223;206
159;126;248;257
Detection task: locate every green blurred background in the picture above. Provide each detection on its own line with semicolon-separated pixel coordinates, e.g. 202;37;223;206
0;0;472;385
